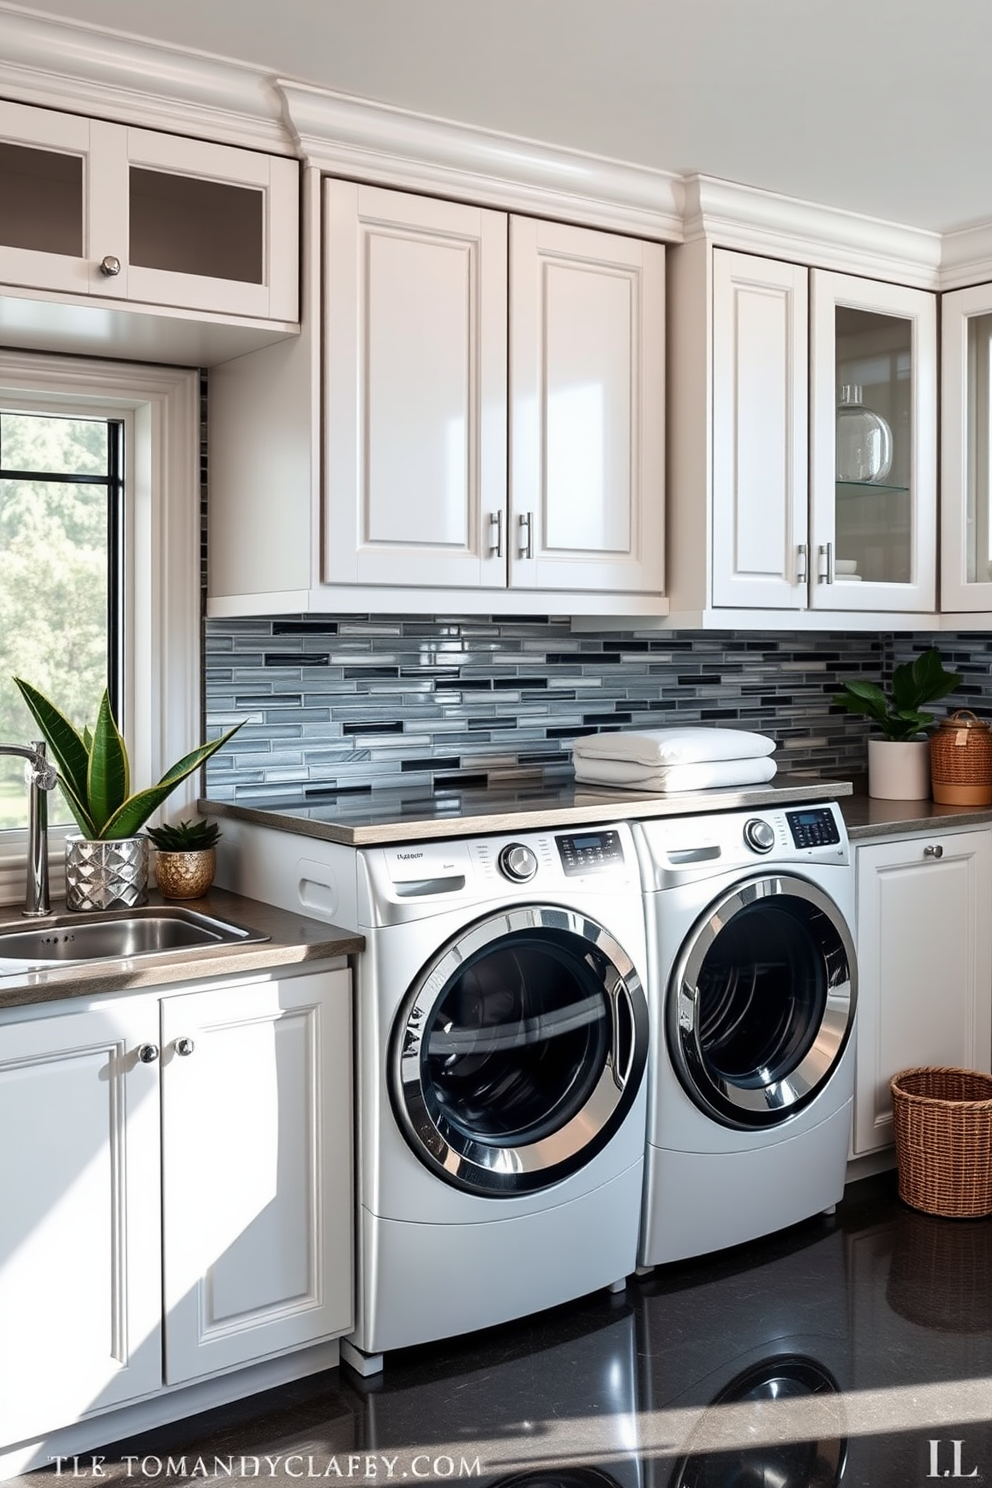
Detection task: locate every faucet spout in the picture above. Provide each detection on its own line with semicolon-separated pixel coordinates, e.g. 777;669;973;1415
0;741;57;916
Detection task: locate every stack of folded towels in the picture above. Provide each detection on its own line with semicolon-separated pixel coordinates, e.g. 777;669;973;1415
571;726;777;793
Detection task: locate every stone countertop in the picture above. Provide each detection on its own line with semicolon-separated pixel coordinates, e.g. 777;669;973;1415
199;774;855;847
837;782;992;840
0;886;364;1013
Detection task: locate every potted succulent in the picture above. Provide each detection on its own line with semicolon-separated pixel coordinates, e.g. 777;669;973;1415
146;817;222;899
13;677;242;911
833;648;962;800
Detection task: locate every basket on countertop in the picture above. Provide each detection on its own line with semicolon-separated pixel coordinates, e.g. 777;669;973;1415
890;1066;992;1218
930;710;992;806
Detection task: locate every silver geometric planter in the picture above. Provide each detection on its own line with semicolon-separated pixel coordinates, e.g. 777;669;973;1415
64;834;149;912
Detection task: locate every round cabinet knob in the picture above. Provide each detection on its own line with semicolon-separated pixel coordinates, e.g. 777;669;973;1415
175;1037;195;1057
498;843;539;882
924;844;944;859
743;818;776;854
137;1043;160;1063
99;254;122;277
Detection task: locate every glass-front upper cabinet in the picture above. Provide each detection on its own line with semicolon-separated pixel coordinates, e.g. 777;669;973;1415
0;99;298;321
941;282;992;612
810;270;937;612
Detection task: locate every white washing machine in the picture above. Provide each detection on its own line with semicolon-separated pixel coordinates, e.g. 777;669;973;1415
341;822;651;1372
632;801;857;1267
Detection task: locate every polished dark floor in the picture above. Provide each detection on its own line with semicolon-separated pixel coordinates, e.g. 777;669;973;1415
21;1171;992;1488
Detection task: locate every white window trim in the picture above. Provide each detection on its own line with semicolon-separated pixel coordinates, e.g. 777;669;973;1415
0;351;200;908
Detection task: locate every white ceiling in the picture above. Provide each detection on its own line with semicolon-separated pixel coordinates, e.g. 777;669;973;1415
7;0;992;234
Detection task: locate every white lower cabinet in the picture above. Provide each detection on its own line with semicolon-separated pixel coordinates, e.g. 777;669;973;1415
853;828;992;1155
0;966;352;1452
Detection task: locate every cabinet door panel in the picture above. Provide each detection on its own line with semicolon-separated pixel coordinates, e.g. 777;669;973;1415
0;1002;162;1445
711;249;808;609
941;281;992;612
510;217;665;593
324;180;507;588
810;271;936;613
161;969;352;1383
121;130;298;318
0;100;94;294
854;831;992;1154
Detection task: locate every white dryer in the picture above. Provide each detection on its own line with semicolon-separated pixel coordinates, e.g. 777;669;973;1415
345;822;651;1372
632;802;857;1267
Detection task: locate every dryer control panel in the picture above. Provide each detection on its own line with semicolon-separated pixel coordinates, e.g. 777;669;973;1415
786;806;841;850
556;829;625;876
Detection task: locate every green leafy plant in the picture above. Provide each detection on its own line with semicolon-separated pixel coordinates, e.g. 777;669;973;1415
13;677;243;840
833;648;963;742
146;818;221;852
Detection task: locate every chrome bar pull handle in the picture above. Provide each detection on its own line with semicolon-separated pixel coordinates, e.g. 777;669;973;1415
796;544;808;584
489;510;503;558
818;541;834;584
518;511;534;560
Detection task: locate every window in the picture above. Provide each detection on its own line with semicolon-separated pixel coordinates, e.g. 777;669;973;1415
0;351;200;904
0;409;125;829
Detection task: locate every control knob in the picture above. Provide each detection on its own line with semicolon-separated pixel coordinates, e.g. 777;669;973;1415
498;843;538;882
743;818;775;854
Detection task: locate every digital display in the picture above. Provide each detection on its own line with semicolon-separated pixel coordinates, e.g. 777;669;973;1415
555;829;624;875
792;811;822;826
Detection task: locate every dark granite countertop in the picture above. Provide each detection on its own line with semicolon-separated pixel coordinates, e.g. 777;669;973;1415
837;781;992;840
0;886;364;1012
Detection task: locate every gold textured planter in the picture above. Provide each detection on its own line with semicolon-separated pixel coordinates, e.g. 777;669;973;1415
154;848;216;900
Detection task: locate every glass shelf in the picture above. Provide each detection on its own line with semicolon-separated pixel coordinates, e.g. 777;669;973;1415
836;479;910;497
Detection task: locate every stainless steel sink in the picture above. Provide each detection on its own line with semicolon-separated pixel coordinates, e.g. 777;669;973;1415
0;905;269;973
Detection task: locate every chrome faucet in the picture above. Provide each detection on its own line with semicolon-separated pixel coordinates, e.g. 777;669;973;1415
0;741;58;916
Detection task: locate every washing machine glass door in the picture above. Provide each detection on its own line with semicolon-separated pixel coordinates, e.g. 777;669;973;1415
392;904;648;1195
670;874;856;1129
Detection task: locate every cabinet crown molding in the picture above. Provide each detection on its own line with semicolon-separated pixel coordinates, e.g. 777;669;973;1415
276;80;685;239
683;175;943;288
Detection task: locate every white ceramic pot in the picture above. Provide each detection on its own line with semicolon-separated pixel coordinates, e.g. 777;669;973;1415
867;738;931;801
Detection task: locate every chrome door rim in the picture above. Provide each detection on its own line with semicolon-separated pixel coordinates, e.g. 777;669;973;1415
391;903;648;1194
669;874;856;1128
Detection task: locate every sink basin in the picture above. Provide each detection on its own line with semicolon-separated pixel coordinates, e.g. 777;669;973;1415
0;905;269;973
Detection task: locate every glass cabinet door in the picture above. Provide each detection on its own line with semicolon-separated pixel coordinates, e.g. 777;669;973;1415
941;282;992;612
810;270;937;613
0;101;102;295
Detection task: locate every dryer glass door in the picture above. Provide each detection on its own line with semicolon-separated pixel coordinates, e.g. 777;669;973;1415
391;905;648;1195
670;874;856;1129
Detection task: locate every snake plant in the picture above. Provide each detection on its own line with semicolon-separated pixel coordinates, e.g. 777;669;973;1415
13;678;243;840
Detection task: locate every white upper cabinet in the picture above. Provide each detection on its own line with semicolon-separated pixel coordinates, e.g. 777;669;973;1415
0;98;299;321
810;270;936;614
710;251;809;609
324;182;507;589
322;179;665;600
509;216;665;594
667;243;938;626
941;281;992;612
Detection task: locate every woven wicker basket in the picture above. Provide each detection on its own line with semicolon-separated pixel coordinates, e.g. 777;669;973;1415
890;1066;992;1218
930;710;992;805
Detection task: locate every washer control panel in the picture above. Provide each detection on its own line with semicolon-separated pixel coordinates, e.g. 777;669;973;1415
556;829;625;876
786;806;841;850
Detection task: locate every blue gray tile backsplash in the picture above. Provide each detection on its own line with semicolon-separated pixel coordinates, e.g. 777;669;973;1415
202;617;992;804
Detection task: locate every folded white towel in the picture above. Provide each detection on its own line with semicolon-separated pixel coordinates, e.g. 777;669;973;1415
572;726;776;769
573;754;778;793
